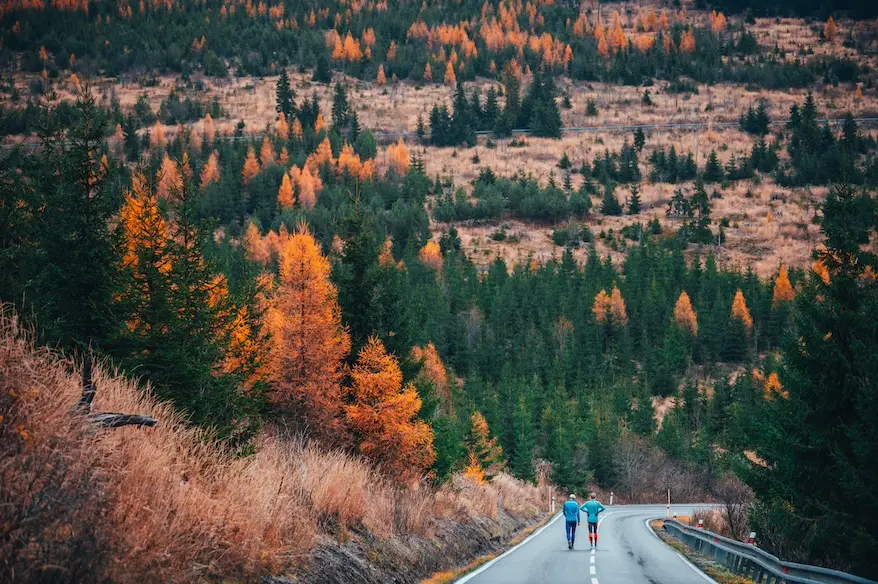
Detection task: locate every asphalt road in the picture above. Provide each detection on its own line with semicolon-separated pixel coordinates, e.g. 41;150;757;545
456;504;715;584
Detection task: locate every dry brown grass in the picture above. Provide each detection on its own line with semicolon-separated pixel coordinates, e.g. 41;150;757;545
0;308;548;582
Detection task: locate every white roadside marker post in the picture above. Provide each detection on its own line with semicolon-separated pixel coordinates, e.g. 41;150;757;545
609;492;614;506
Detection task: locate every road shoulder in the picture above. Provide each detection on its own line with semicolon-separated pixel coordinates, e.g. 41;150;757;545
648;519;756;584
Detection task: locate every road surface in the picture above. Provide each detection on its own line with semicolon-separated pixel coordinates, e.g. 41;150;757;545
456;504;715;584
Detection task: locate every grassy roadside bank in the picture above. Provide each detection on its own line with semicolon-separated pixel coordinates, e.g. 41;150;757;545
420;512;558;584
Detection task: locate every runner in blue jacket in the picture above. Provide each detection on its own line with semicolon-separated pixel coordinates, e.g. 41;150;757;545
562;494;580;550
581;492;606;548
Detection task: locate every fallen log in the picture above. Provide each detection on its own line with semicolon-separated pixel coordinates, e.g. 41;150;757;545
75;355;157;429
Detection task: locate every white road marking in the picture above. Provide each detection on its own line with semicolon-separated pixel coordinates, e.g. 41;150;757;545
452;513;562;584
591;578;599;584
644;518;663;541
674;551;719;584
642;517;718;584
590;566;596;575
590;556;595;564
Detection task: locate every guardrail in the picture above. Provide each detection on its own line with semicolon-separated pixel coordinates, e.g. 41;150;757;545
663;519;877;584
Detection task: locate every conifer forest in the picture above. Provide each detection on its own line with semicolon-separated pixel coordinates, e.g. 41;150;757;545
1;0;877;582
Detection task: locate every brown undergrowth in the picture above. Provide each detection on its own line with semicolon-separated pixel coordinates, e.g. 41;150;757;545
0;308;547;583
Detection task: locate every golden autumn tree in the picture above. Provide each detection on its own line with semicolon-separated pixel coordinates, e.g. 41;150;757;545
424;62;433;81
593;286;628;326
411;342;450;414
594;23;609;57
419;240;443;271
814;260;830;284
345;337;436;481
444;60;456;85
200;150;221;188
386;137;410;175
291;118;304;140
773;266;794;306
680;28;696;53
608;11;627;52
730;289;753;330
275;113;289;140
241;146;260;184
376;64;387;85
337;143;364;178
463;450;486;483
265;224;351;437
824;16;837;43
150;121;166;149
156;153;182;200
243;221;271;265
202;113;215;144
277;173;295;208
290;165;322;210
466;411;505;478
119;169;170;279
259;136;276;166
709;10;727;35
673;291;698;336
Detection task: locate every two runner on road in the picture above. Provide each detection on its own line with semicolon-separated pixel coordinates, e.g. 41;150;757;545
563;492;606;550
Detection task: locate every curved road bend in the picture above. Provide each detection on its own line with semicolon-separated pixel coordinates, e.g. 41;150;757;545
456;504;715;584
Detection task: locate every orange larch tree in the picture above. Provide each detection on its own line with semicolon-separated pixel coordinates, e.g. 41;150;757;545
150;121;166;149
259;136;276;166
345;337;436;481
773;266;794;306
156;153;182;200
264;224;351;437
824;16;837;43
411;342;450;413
291;118;304;140
444;60;456;85
386;137;410;176
290;165;323;209
202;113;215;145
424;62;433;81
680;28;696;53
376;64;387;85
419;240;443;271
594;286;628;326
275;113;290;140
243;221;271;265
241;146;261;184
674;291;698;335
730;289;753;330
277;173;295;208
200;150;221;188
466;411;505;478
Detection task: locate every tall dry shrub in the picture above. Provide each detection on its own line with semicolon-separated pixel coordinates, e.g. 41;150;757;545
0;310;115;583
0;309;316;583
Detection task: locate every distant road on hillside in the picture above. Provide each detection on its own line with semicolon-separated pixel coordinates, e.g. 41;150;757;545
372;117;878;139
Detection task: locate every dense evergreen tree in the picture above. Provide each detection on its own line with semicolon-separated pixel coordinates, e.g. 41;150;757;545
748;184;878;579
